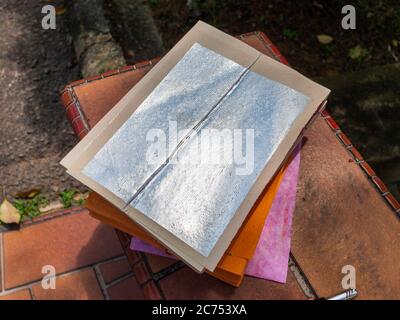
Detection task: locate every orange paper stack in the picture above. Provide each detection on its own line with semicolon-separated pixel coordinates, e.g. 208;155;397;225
86;164;287;287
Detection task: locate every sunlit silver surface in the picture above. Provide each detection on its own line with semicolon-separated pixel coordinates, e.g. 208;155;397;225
130;69;309;256
83;43;246;202
83;43;309;256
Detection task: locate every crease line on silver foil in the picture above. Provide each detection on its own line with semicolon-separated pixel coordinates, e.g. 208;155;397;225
122;53;262;211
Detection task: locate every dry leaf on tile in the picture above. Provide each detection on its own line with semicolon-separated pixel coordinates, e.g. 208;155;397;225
0;198;21;224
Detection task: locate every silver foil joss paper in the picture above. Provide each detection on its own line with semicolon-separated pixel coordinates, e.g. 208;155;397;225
82;43;309;257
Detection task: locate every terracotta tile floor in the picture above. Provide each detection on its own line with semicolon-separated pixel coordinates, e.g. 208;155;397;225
158;266;305;300
0;207;308;300
146;254;176;274
0;207;144;300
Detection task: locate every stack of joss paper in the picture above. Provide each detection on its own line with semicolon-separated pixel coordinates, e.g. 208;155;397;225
61;22;329;287
86;146;301;286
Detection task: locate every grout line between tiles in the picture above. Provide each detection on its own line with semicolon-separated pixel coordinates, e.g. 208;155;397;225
94;254;127;268
74;254;126;270
0;254;126;295
104;272;135;290
0;284;33;297
0;266;92;296
93;265;110;300
29;287;36;300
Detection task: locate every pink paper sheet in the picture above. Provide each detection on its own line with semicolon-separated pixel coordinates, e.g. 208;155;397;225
245;146;300;283
130;146;300;283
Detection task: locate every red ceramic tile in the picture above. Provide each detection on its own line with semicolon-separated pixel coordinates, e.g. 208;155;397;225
68;79;87;87
269;47;283;60
336;132;352;147
133;261;152;285
325;116;340;131
320;109;330;118
119;65;135;72
348;147;364;162
107;275;145;300
66;104;81;123
145;254;176;273
3;209;123;289
159;267;306;300
371;176;389;194
135;61;152;69
72;119;87;137
100;258;131;284
125;248;142;265
72;116;87;129
291;117;400;299
101;68;120;78
142;281;163;300
85;74;102;82
359;161;376;178
77;129;88;140
384;193;400;211
0;289;32;300
60;90;74;107
114;230;131;249
32;268;103;300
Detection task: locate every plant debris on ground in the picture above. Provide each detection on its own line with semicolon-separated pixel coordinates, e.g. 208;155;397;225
0;198;21;225
59;189;84;208
13;194;49;219
0;187;86;226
